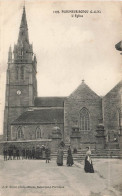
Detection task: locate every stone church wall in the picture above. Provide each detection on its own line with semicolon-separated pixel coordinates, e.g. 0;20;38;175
103;82;122;141
64;84;102;146
10;123;64;141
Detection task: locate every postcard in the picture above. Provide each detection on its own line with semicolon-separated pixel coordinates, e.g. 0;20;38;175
0;1;122;196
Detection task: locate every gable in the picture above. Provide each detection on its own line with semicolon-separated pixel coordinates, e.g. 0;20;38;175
104;80;122;99
68;81;100;100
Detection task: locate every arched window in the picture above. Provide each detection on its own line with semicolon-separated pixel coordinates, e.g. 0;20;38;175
21;66;24;79
36;127;41;139
80;108;90;130
17;126;24;139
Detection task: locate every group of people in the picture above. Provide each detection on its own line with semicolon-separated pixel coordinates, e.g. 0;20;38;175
3;146;21;161
57;146;94;173
3;145;51;163
57;146;74;167
3;144;94;173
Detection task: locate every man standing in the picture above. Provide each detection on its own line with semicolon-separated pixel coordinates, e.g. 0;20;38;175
45;146;50;163
13;146;16;160
16;148;20;160
26;148;29;159
8;146;12;160
22;148;25;159
32;147;35;159
3;147;7;161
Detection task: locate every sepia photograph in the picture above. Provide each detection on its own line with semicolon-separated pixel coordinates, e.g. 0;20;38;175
0;0;122;196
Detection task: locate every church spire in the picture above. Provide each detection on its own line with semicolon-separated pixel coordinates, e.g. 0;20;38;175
13;6;33;63
18;6;29;44
8;45;12;63
20;6;27;29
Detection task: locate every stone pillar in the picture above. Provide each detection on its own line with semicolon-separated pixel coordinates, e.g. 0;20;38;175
51;127;62;152
95;123;106;149
70;126;81;149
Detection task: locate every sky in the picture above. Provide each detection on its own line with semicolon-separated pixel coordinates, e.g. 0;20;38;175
0;0;122;135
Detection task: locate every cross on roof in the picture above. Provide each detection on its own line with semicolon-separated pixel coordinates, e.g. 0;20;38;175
82;79;85;83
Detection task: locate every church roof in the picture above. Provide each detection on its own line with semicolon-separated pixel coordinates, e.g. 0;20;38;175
104;80;122;97
69;80;100;99
11;108;64;125
34;97;66;107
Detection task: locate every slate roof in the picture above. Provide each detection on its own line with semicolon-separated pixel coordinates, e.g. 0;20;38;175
69;81;100;99
34;97;66;107
11;108;64;125
104;80;122;97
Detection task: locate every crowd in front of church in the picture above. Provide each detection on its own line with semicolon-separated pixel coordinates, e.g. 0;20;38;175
3;144;94;173
3;145;50;162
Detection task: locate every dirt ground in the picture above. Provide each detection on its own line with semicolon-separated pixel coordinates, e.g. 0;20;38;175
0;156;122;196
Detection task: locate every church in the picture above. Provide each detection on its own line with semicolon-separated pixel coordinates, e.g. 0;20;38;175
3;7;122;151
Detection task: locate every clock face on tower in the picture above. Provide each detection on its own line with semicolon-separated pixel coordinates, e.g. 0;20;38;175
16;90;21;95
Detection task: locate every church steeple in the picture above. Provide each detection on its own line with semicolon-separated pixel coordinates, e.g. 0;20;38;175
13;6;33;63
18;6;29;43
20;6;27;28
18;6;29;44
8;45;12;63
4;5;37;141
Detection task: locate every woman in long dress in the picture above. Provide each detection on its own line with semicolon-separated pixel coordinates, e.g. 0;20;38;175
67;146;74;166
57;147;63;166
84;147;94;173
42;145;46;159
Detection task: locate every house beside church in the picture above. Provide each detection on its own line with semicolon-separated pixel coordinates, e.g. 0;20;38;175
3;7;122;151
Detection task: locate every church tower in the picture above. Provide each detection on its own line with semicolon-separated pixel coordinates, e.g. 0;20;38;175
3;6;37;140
